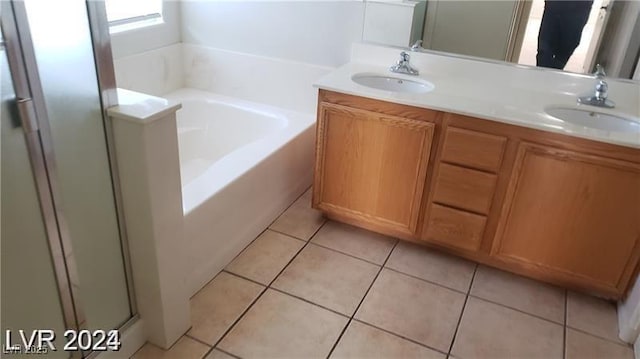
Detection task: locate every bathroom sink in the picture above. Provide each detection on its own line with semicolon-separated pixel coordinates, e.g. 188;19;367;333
545;106;640;133
351;73;434;94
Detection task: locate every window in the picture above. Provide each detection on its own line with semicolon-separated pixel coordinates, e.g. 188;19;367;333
105;0;163;32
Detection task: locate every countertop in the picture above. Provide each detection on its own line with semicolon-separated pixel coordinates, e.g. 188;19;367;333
314;43;640;149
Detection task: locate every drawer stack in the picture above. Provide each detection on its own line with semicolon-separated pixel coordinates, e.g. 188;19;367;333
424;126;506;251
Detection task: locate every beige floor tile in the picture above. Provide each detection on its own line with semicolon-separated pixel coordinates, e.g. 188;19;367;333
567;291;622;343
311;221;397;265
269;188;325;240
566;328;634;359
355;269;465;352
470;265;565;323
272;244;379;315
205;349;236;359
331;320;446;359
226;229;304;285
218;289;348;359
385;241;476;292
188;272;264;345
451;297;564;359
131;336;210;359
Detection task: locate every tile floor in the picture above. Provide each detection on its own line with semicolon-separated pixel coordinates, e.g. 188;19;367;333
132;188;634;359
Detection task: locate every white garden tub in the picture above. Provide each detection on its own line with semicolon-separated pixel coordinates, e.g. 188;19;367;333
164;88;315;295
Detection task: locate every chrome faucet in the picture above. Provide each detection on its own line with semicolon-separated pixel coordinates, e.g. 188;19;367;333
390;51;419;76
578;64;615;108
410;40;424;52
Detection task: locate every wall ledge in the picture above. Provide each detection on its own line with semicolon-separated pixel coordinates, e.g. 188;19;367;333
108;88;181;124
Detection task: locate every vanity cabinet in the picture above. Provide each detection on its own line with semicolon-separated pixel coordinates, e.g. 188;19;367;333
313;90;640;298
313;99;437;237
492;143;640;295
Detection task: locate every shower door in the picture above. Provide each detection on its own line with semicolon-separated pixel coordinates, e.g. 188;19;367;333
1;1;134;357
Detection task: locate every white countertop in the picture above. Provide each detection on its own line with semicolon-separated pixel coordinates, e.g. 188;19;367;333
314;43;640;149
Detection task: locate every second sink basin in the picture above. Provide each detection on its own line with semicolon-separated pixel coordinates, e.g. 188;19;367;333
352;73;434;94
545;106;640;133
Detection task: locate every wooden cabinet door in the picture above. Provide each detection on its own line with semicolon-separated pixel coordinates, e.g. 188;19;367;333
492;143;640;294
313;102;435;236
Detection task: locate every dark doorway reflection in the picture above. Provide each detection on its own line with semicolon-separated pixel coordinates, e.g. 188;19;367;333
536;0;594;69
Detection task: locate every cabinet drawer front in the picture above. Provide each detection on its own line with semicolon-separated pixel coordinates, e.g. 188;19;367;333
425;204;487;251
432;163;497;214
441;127;506;172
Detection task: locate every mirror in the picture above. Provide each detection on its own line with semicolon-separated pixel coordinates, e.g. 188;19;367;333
362;0;640;79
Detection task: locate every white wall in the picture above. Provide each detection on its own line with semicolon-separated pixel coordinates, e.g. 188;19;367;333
110;0;182;59
180;0;365;68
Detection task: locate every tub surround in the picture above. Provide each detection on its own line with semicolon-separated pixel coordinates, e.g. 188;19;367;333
316;43;640;148
113;43;332;115
113;44;184;98
182;44;333;114
108;89;190;349
312;44;640;300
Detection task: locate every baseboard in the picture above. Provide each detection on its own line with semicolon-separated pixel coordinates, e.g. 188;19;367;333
95;317;146;359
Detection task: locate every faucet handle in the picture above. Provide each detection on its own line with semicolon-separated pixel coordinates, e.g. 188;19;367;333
594;64;606;78
595;80;608;100
410;40;423;51
399;51;410;62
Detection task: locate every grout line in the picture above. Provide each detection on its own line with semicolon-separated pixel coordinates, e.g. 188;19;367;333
309;240;390;267
351;318;450;357
565;326;633;348
268;287;350;318
267;227;318;242
263;228;308;243
325;239;400;359
467;264;478;294
266;186;312;228
223;270;268;287
563;289;568;359
211;285;269;350
466;293;565;326
194;186;313;300
189;226;272;300
205;212;329;357
447;264;478;356
266;222;326;288
383;267;469;295
213;347;242;359
184;334;213;348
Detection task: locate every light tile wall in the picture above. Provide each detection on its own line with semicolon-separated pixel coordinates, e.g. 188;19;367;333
180;0;365;68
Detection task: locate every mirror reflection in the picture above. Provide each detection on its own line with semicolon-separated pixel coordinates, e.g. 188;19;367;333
363;0;640;79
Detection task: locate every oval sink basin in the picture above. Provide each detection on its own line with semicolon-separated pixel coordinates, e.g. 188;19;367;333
351;73;434;94
545;106;640;133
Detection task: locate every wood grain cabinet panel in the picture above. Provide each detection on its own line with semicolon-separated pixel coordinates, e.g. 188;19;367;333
432;163;497;214
313;90;640;298
441;126;507;172
424;204;487;251
493;143;640;292
313;102;436;236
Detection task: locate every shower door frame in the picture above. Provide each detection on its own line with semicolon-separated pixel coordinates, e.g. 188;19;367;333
3;0;139;356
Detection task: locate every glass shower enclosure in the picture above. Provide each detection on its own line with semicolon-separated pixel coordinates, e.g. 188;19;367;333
1;1;135;357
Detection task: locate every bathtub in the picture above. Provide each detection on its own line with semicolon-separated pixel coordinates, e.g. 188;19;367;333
164;88;316;295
